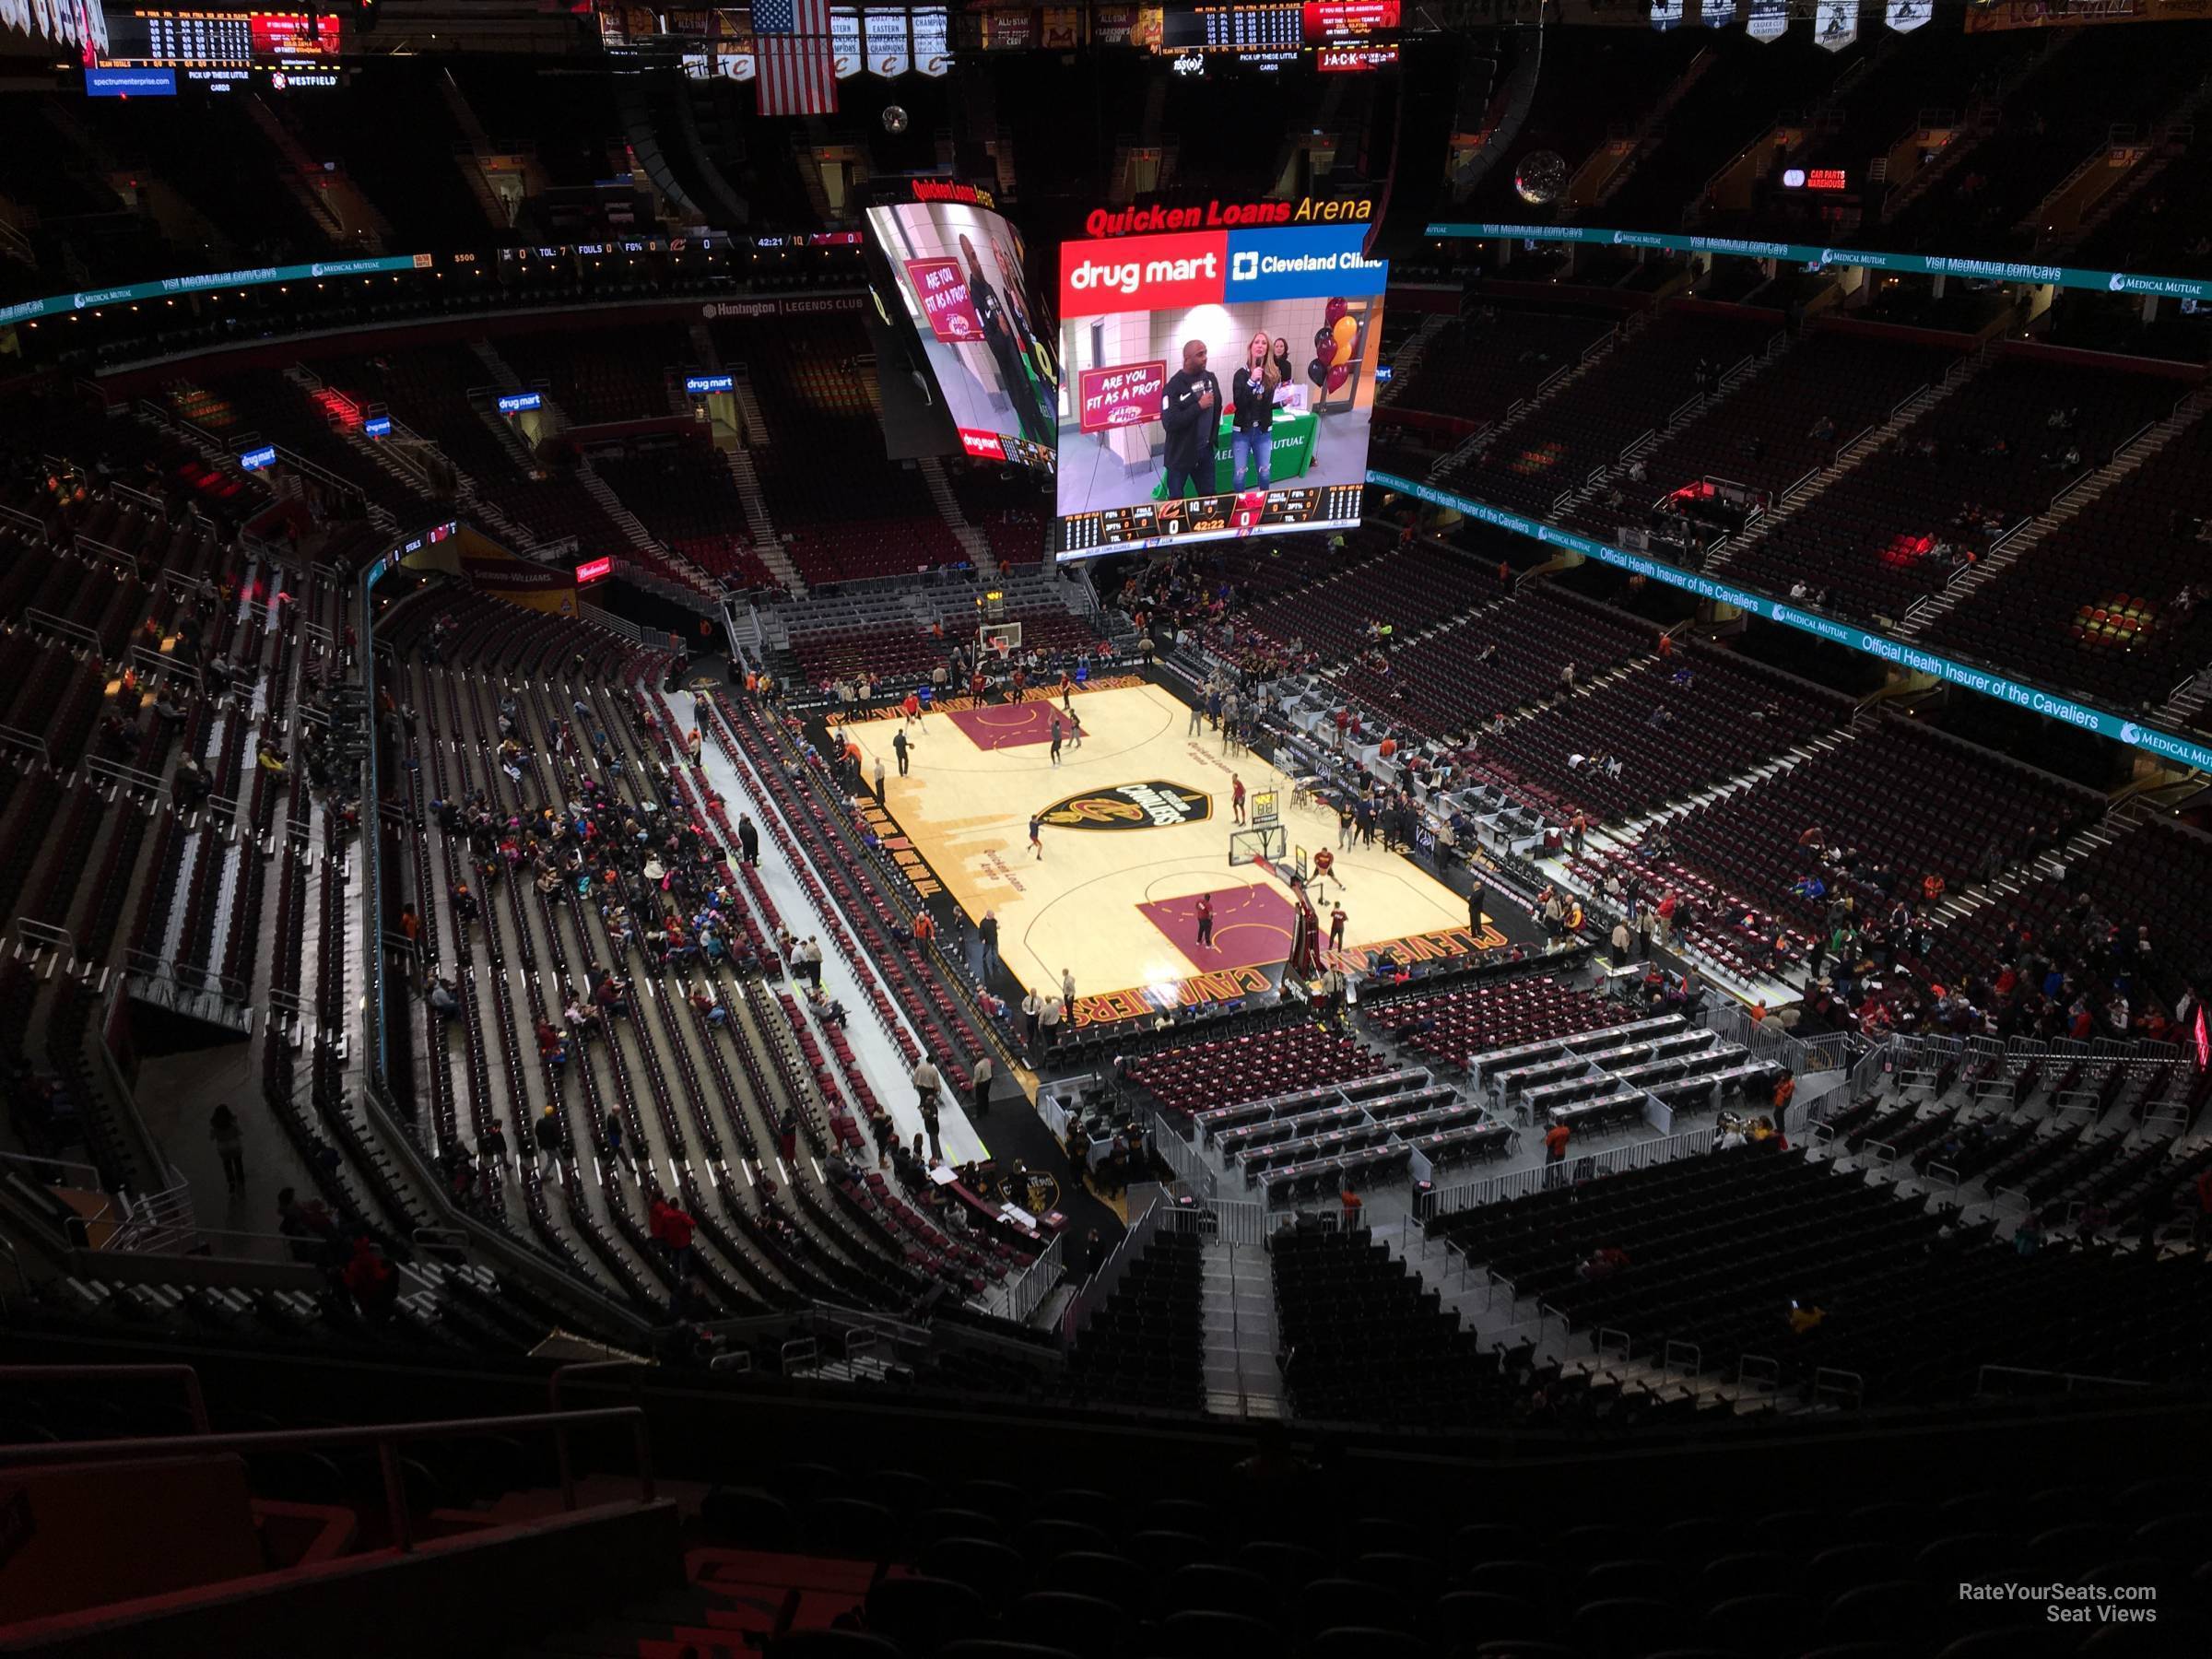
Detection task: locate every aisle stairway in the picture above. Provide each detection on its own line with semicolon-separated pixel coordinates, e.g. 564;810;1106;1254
917;455;998;577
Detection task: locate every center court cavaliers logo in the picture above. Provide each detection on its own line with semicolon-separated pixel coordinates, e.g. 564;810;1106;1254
1041;782;1212;830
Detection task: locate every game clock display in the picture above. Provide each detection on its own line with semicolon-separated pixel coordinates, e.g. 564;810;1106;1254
1060;483;1364;552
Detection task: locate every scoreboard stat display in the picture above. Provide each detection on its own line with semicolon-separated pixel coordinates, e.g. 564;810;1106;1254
1060;483;1366;552
101;8;346;69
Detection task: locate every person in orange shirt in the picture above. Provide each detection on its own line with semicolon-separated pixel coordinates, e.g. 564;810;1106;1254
1543;1120;1571;1187
911;909;936;947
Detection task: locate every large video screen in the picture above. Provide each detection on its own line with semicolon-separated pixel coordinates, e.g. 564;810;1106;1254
865;198;1058;472
1054;221;1385;557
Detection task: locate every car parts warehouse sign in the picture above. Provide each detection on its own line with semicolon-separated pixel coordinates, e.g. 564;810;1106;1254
1363;469;2212;778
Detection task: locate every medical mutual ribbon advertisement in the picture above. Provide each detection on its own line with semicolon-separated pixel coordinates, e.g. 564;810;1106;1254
1053;222;1387;528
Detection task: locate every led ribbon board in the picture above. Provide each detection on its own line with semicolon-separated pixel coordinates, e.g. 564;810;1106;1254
1419;222;2212;304
1364;468;2212;777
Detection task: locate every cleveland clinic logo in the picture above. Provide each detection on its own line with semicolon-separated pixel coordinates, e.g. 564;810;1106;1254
1231;251;1259;282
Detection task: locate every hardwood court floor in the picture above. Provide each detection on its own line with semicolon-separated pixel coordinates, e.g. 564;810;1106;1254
841;682;1483;1008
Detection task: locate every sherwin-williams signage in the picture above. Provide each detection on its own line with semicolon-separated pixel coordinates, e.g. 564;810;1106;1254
1421;223;2212;305
1362;469;2212;778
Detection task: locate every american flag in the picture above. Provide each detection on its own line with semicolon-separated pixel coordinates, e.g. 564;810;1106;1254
754;0;837;118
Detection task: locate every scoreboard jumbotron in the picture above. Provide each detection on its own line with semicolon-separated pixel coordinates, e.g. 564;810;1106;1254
1059;483;1367;553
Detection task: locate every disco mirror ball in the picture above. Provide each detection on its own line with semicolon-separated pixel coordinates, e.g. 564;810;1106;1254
1514;150;1570;206
881;105;910;135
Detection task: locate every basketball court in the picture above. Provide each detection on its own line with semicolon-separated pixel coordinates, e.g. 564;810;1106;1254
836;681;1502;1029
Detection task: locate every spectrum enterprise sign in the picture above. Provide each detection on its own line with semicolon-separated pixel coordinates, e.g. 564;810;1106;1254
1363;469;2212;777
1422;222;2212;305
1059;225;1386;318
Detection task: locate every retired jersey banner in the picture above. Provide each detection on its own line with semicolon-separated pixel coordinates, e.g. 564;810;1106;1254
1885;0;1931;30
863;6;908;75
1041;5;1081;46
2;0;109;53
1649;0;1685;29
1816;0;1857;50
1700;0;1736;24
1747;0;1789;40
830;6;861;76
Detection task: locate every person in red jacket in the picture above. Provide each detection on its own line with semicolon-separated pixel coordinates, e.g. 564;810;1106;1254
649;1195;695;1277
344;1236;398;1324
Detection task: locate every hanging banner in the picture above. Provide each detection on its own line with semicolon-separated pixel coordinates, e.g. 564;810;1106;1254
1094;3;1136;43
1815;0;1858;49
1700;0;1736;24
911;5;949;72
1885;0;1931;29
864;6;909;76
1041;5;1080;46
1649;0;1685;28
722;48;756;79
3;0;109;53
831;6;861;77
1966;0;2212;30
1747;0;1789;40
982;6;1034;48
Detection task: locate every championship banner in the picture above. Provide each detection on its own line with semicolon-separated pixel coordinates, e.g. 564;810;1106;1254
912;4;950;72
1816;0;1857;51
1885;0;1931;30
1649;0;1685;29
830;6;861;76
1077;360;1167;433
1747;0;1789;40
863;6;909;75
1700;0;1736;24
903;256;983;341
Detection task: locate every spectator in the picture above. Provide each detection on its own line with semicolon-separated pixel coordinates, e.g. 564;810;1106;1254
649;1195;696;1277
209;1103;246;1194
344;1236;398;1324
533;1104;565;1164
1543;1119;1571;1188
